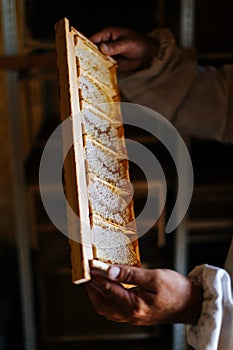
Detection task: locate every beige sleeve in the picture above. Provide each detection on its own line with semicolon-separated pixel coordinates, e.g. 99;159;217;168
118;28;233;143
186;263;233;350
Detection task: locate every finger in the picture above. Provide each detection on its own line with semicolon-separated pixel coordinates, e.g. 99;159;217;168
99;39;134;57
101;281;155;326
85;282;127;322
89;27;126;44
90;269;130;302
107;265;156;291
90;270;142;313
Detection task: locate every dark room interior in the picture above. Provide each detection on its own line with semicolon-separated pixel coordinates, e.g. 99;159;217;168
0;1;233;350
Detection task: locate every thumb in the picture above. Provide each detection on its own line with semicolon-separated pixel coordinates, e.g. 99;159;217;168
107;264;154;288
99;42;111;55
99;41;129;56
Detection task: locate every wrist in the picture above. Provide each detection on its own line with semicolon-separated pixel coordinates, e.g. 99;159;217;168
172;276;203;325
186;278;203;324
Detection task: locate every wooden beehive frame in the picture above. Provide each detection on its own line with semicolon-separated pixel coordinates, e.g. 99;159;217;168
55;18;140;285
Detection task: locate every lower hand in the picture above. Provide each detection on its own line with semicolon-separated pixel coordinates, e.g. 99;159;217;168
85;265;203;326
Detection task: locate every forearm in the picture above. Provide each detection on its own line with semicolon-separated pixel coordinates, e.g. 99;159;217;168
118;28;197;119
119;29;233;143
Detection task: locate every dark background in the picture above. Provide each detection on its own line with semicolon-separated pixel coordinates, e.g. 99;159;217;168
1;1;233;350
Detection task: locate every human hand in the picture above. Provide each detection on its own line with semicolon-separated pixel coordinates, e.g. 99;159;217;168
89;27;158;74
85;265;203;326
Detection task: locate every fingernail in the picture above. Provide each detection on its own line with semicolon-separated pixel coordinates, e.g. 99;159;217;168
108;266;121;280
100;43;109;53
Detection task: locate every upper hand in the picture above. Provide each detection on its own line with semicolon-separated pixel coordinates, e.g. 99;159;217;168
85;265;203;326
89;27;158;74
